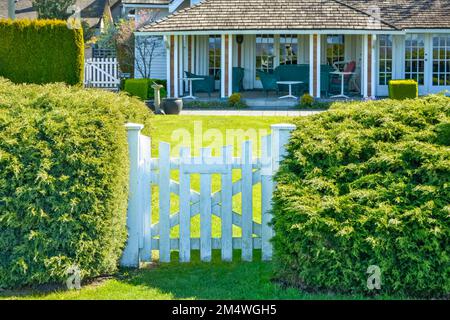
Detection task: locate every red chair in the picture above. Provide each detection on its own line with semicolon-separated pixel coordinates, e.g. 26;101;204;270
329;61;356;95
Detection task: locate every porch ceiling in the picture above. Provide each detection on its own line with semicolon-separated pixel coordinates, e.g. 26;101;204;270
138;0;399;34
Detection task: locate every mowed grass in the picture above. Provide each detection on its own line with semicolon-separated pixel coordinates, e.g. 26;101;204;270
1;115;397;300
3;251;380;300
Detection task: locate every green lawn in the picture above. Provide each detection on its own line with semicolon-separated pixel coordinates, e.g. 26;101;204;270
2;251;380;300
0;115;396;300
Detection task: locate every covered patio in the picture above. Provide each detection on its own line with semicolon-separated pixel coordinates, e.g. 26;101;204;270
136;0;403;102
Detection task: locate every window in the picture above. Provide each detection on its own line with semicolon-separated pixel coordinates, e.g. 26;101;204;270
256;35;275;79
279;35;298;65
378;35;393;85
326;35;345;68
432;35;450;86
209;35;221;80
405;34;425;85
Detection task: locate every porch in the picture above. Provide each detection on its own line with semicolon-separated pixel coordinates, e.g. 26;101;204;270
161;33;378;101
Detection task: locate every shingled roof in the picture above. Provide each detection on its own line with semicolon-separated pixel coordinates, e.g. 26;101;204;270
342;0;450;29
139;0;450;33
138;0;400;33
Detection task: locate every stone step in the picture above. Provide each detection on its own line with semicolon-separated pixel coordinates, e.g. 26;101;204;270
243;97;298;108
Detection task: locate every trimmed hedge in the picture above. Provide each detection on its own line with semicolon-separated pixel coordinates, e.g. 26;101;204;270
0;78;152;288
124;79;149;100
272;95;450;298
123;78;167;100
0;19;84;85
388;79;418;100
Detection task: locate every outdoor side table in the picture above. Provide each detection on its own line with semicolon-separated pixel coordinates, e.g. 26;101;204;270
330;71;354;99
276;81;303;99
180;77;203;99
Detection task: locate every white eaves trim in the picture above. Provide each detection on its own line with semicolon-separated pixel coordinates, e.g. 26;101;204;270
135;29;406;36
123;4;168;9
405;29;450;33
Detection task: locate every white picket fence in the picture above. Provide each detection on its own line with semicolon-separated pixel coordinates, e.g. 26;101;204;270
84;58;120;89
120;123;296;267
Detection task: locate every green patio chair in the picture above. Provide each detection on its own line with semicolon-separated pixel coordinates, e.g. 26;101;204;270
320;64;334;96
275;64;308;95
232;67;245;93
256;70;279;97
184;71;215;97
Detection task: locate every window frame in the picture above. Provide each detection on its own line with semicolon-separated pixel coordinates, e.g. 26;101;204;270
326;35;345;68
208;35;221;80
378;35;393;86
256;34;275;79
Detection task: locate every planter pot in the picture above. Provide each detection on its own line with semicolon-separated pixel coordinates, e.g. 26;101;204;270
145;100;155;111
162;98;183;115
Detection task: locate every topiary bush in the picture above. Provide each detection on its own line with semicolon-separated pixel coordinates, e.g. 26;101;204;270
0;19;84;85
124;79;149;100
0;78;152;288
272;94;450;298
123;78;167;100
388;79;418;100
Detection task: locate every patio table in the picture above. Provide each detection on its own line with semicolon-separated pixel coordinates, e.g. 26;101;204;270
329;71;354;99
276;81;303;99
180;77;204;99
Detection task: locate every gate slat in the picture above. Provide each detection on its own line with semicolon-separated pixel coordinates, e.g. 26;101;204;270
140;135;152;262
179;147;191;262
200;148;212;262
221;145;233;261
159;142;171;262
261;134;273;261
241;141;253;261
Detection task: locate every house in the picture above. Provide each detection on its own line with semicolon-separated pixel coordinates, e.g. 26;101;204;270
0;0;122;35
134;0;450;99
121;1;191;79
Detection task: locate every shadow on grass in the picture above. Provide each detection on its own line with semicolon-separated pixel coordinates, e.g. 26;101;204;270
1;250;389;300
119;250;362;300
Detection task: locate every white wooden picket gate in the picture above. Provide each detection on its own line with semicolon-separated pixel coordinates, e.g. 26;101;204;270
120;123;296;267
84;58;120;89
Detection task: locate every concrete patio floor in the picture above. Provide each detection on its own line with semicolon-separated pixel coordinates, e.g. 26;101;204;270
182;89;363;108
179;109;324;116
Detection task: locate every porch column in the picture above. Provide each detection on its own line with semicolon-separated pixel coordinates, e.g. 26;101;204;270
188;35;193;73
362;34;376;98
167;35;179;98
221;34;233;98
309;34;321;98
370;35;377;98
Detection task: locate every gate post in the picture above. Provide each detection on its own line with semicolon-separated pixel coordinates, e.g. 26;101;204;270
261;124;296;261
121;123;144;267
271;123;296;173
